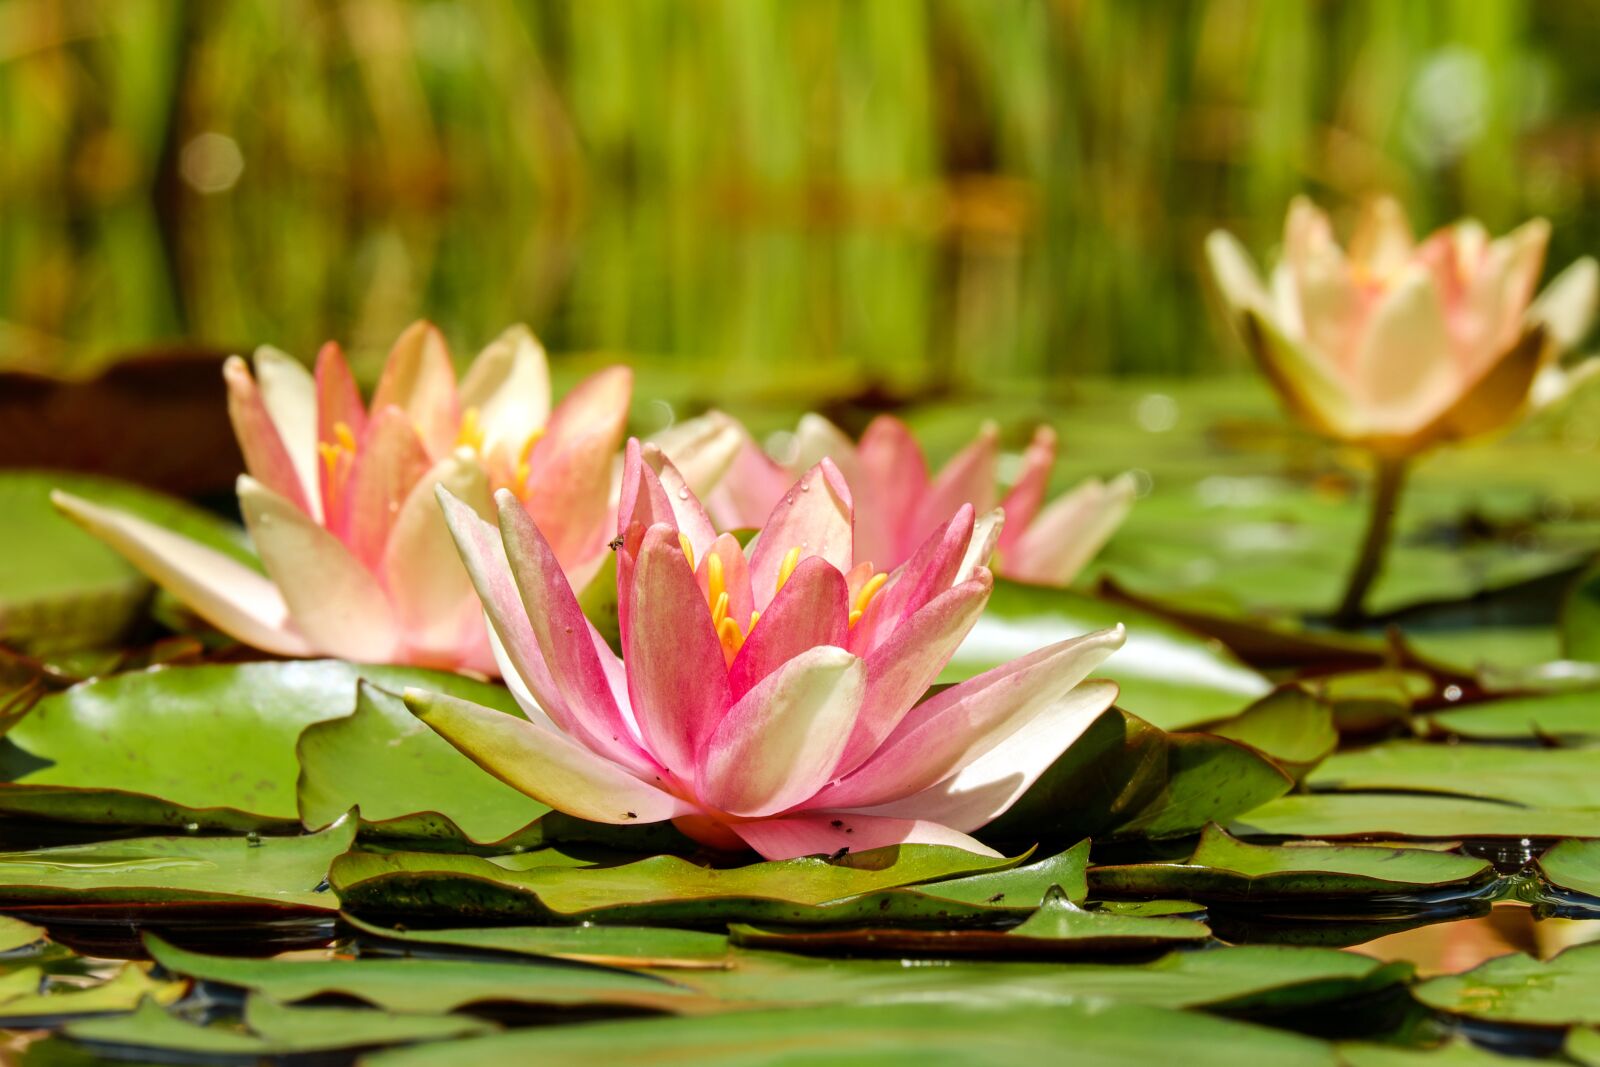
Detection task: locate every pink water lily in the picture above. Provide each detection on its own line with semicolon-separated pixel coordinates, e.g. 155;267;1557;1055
699;413;1135;588
410;438;1124;860
52;321;631;673
1207;196;1598;456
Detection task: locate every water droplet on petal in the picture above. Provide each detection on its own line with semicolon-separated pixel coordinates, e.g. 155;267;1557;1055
799;480;810;491
786;495;795;505
677;486;690;500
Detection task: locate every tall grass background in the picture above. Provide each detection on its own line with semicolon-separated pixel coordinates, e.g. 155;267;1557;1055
3;1;1598;393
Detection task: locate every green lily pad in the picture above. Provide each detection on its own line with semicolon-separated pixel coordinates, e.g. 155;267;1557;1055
297;681;548;845
345;914;731;969
728;885;1210;958
0;915;45;954
945;581;1271;731
1231;793;1600;840
1563;560;1600;662
144;935;699;1015
1414;942;1600;1027
982;707;1292;848
1535;838;1600;901
1568;1026;1600;1066
1337;1040;1526;1065
1301;669;1434;735
363;999;1336;1067
0;964;183;1024
1201;687;1338;777
1425;688;1600;741
1089;826;1494;901
331;844;1030;925
0;472;256;656
64;996;496;1059
1307;740;1600;808
0;820;352;909
0;661;518;831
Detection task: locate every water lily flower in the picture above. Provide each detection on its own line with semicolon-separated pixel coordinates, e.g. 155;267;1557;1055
697;414;1135;588
1206;196;1599;456
52;322;631;673
410;439;1124;860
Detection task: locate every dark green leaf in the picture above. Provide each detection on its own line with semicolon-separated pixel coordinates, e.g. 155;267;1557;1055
1231;793;1600;840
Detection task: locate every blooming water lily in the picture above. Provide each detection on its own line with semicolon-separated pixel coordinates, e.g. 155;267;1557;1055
697;413;1135;588
409;440;1125;859
53;322;631;673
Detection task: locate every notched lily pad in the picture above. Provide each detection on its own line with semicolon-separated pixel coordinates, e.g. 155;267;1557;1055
1414;941;1600;1027
0;964;183;1025
331;844;1030;925
1534;838;1600;911
297;681;548;846
1198;686;1338;778
1090;825;1495;903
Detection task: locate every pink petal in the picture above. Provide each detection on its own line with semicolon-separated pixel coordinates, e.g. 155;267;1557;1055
697;533;754;638
496;488;655;774
996;426;1056;554
237;476;400;662
853;415;929;569
51;491;312;658
224;356;311;516
617;439;716;560
344;406;433;568
1351;266;1463;437
405;688;691;825
910;423;999;551
646;409;748;498
727;556;849;699
834;571;993;778
959;507;1005;585
523;366;633;588
848;504;975;657
370;320;460;460
730;812;1001;861
458;324;552;451
747;460;853;611
703;436;792;532
1284;196;1366;374
251;346;321;520
852;678;1121;833
314;342;368;524
819;626;1124;811
625;523;733;779
1002;473;1136;587
699;645;866;818
790;414;864;489
382;452;495;673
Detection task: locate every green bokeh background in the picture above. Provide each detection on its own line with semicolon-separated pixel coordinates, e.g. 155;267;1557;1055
6;0;1600;386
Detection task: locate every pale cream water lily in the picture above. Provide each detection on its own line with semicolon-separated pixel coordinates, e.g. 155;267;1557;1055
52;322;632;673
681;412;1135;588
1207;197;1599;620
408;439;1125;860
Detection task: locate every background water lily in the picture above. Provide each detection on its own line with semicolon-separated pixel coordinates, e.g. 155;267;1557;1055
693;413;1135;589
411;440;1124;860
1207;197;1600;622
52;322;631;673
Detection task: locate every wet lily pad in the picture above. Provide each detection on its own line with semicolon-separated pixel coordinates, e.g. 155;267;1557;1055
1535;838;1600;901
1200;687;1339;778
331;844;1031;925
297;681;548;845
1307;741;1600;809
363;999;1336;1067
0;964;183;1024
345;914;732;969
1414;942;1600;1027
1089;826;1494;901
0;819;353;909
1425;688;1600;741
64;996;497;1060
1231;793;1600;840
982;707;1292;848
144;935;699;1015
946;581;1271;731
0;661;517;831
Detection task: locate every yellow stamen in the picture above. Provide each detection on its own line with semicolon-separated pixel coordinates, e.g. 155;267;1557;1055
511;426;548;500
706;552;725;609
774;547;801;594
748;609;760;630
711;590;729;631
317;421;359;503
848;609;864;627
853;572;888;616
678;532;697;573
717;616;746;657
455;406;484;451
334;421;356;452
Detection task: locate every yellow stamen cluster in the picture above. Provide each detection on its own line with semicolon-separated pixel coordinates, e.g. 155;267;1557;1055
455;406;485;451
316;421;358;507
849;572;888;628
510;427;546;501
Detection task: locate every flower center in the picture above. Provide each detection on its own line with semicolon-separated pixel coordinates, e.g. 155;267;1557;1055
317;421;358;510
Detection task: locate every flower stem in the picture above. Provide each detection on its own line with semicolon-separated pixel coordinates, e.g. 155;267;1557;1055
1335;453;1408;627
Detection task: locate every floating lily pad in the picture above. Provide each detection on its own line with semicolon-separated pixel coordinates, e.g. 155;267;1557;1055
0;819;352;909
1564;561;1600;662
0;915;45;954
982;707;1292;848
1414;942;1600;1027
64;996;497;1060
1301;669;1434;735
0;661;516;831
1200;687;1338;777
1337;1039;1528;1065
345;914;731;969
1568;1026;1600;1066
1231;793;1600;840
1536;839;1600;901
1425;688;1600;741
1089;826;1494;902
946;581;1271;730
331;844;1030;925
144;935;698;1016
297;681;548;845
0;964;183;1025
363;999;1336;1067
1308;741;1600;809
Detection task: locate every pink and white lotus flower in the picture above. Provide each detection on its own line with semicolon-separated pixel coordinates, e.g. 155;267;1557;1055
1207;196;1599;455
53;322;631;674
694;414;1135;588
410;439;1124;860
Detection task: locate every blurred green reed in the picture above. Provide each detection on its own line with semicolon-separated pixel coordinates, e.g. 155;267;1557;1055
2;0;1597;389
